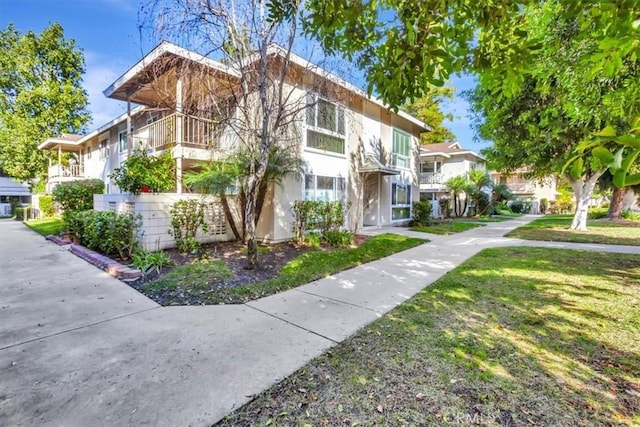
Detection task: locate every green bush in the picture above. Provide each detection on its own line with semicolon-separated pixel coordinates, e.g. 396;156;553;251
131;249;174;278
14;206;31;221
438;198;452;218
291;200;351;246
540;198;549;214
411;200;432;226
71;210;143;260
474;192;491;216
510;199;531;214
110;149;175;195
588;207;608;219
168;199;209;253
324;229;354;248
621;210;640;221
62;209;87;235
52;179;104;212
38;195;55;218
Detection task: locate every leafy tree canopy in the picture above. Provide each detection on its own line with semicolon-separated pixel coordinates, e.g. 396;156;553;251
297;1;640;110
402;85;455;145
0;23;89;183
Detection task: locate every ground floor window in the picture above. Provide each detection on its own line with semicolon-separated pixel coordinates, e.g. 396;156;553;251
304;174;345;202
391;183;411;220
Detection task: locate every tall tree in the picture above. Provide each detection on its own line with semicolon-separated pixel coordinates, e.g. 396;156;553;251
0;23;89;184
402;85;455;145
142;0;330;269
470;2;640;230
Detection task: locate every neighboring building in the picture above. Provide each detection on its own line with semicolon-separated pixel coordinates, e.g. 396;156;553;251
39;41;430;246
490;171;558;213
418;142;486;217
0;169;31;216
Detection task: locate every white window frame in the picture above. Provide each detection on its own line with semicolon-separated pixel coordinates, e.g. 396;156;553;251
421;161;442;173
391;182;412;221
305;93;346;155
99;139;109;159
392;129;412;169
304;174;346;202
118;130;127;153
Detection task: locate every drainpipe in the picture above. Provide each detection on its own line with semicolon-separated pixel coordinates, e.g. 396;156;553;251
58;145;62;178
175;77;183;194
377;174;381;227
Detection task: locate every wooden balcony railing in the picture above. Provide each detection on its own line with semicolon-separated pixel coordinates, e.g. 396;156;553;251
48;164;84;179
132;113;220;151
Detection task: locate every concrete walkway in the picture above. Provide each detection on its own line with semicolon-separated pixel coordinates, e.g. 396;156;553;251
1;217;638;426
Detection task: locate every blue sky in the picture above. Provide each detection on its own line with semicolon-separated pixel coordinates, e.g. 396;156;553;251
0;0;488;151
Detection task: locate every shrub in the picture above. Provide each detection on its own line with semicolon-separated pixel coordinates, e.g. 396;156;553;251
324;229;354;248
474;192;491;216
62;209;87;236
72;210;143;260
510;199;531;214
588;207;608;219
53;179;104;212
291;200;351;246
411;200;432;226
110;149;175;195
14;206;31;221
131;249;174;278
621;210;640;221
438;198;452;218
540;198;549;214
38;195;55;218
168;199;209;253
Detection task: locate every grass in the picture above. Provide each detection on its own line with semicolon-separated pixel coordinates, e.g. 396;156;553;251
508;214;640;246
411;220;485;235
217;247;640;426
24;217;65;236
142;233;426;305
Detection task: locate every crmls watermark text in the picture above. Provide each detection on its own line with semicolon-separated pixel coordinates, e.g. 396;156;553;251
441;410;508;425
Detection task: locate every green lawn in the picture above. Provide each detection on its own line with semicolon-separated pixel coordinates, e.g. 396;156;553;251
508;214;640;246
141;233;426;305
217;247;640;426
411;220;485;235
24;217;65;236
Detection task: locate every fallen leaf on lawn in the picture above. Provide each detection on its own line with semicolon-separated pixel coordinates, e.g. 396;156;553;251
416;393;426;400
376;405;384;413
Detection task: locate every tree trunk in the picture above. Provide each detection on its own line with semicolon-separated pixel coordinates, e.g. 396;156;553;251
220;195;241;240
607;186;627;219
569;172;603;231
255;180;269;226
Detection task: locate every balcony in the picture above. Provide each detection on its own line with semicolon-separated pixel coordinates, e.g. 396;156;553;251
419;172;443;185
48;164;85;180
132;113;221;151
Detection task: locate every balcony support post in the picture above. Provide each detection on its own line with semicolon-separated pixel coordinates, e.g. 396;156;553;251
175;77;183;194
127;97;132;155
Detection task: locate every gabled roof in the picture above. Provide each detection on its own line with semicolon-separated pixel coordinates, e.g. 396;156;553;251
420;142;485;160
104;41;431;132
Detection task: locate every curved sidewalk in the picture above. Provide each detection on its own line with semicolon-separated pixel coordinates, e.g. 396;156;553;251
1;216;637;426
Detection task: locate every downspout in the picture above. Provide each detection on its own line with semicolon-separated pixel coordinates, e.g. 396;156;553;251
126;98;132;156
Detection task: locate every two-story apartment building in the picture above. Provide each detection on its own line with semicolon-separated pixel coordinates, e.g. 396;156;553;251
40;41;429;245
418;142;485;217
490;171;558;213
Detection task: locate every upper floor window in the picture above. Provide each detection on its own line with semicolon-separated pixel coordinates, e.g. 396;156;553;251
392;129;411;169
421;161;441;174
118;130;127;152
305;94;346;154
99;139;109;159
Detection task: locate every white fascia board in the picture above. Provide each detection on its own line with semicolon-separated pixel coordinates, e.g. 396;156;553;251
265;44;432;132
103;41;240;98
